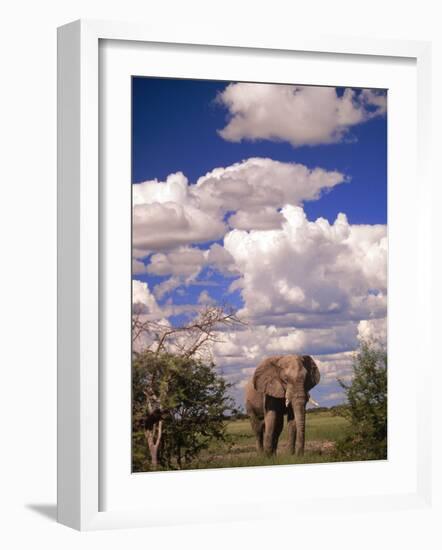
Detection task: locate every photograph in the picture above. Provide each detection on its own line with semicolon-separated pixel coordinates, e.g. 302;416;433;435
131;77;388;473
2;0;434;542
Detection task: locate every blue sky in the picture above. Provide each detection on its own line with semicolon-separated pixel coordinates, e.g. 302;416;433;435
131;77;387;408
132;78;387;224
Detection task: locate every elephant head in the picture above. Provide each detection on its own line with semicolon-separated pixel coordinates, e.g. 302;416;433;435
253;355;320;455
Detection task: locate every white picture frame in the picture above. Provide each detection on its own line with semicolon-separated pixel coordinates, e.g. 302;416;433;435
57;19;432;531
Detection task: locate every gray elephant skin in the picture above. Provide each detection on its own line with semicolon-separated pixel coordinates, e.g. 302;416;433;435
245;355;320;456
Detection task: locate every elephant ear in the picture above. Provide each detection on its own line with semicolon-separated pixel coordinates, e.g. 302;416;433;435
253;357;286;398
302;355;320;391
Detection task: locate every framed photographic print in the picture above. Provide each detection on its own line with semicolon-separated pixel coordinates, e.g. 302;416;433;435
130;76;388;472
57;20;432;530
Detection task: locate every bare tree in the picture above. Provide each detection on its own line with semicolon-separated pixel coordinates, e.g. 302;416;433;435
132;304;244;360
132;304;244;469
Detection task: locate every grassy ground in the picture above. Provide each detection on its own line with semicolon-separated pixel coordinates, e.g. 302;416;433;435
183;411;351;470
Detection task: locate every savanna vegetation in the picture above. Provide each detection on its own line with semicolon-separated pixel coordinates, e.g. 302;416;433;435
132;352;235;471
333;342;387;461
132;303;387;472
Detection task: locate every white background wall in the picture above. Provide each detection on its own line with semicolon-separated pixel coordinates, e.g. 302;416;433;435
0;1;440;547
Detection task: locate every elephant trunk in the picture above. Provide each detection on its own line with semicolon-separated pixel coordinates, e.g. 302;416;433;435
292;397;306;456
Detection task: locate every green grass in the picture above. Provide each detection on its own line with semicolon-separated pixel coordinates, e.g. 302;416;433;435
182;411;351;470
220;413;349;445
133;411;353;471
189;451;340;469
303;412;350;441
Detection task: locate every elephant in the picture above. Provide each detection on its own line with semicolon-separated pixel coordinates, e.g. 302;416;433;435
245;355;320;456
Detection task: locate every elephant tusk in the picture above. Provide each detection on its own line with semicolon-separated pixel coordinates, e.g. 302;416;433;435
309;396;320;407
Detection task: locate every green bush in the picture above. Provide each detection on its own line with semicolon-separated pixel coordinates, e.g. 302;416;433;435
334;342;387;461
132;352;234;471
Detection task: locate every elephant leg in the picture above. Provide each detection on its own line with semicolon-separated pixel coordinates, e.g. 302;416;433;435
263;395;285;455
249;410;264;453
257;421;264;452
287;403;297;454
293;400;306;456
263;410;276;455
263;410;284;455
272;411;284;454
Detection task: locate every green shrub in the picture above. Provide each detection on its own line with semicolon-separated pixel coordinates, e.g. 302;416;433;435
334;342;387;461
132;352;234;471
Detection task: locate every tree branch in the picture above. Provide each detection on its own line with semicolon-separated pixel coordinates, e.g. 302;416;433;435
133;304;245;359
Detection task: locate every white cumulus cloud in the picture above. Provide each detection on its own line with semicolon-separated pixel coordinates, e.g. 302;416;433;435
132;279;161;317
223;205;387;328
132;172;226;255
196;157;346;215
132;158;347;256
358;317;387;348
198;290;216;305
147;247;206;279
217;84;386;147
